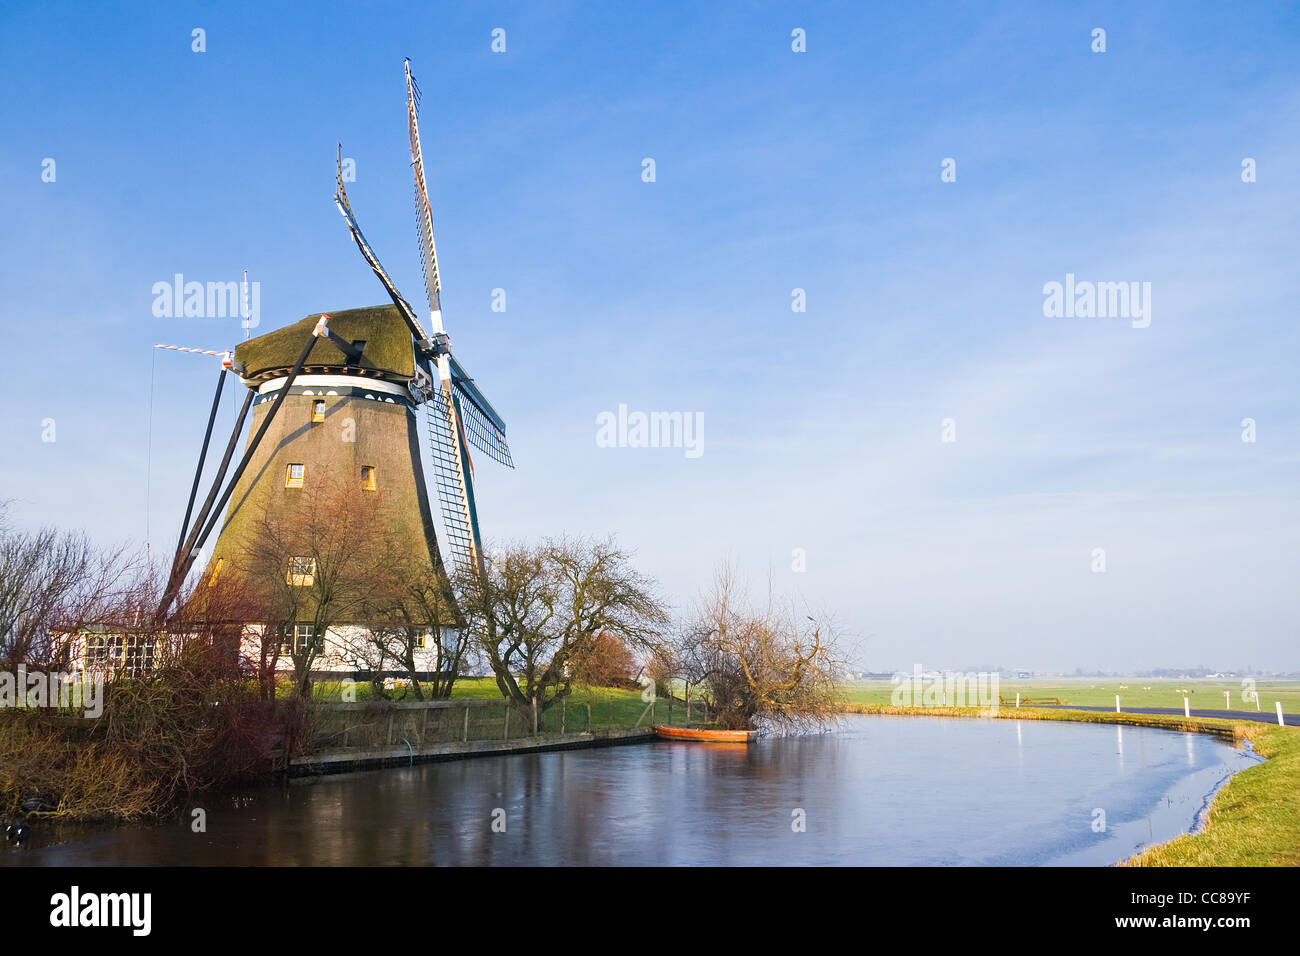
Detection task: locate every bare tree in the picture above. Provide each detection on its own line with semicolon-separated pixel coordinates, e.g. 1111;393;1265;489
460;537;669;720
390;562;467;699
241;479;390;698
338;514;470;700
679;564;844;732
0;503;148;671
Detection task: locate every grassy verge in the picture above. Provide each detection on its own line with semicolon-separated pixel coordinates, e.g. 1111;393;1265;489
840;679;1300;713
843;702;1300;866
1126;722;1300;866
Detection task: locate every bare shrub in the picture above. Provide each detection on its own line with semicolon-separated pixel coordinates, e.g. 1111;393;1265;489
679;565;844;732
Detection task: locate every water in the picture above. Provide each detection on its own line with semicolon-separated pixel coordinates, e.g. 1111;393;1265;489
2;715;1257;866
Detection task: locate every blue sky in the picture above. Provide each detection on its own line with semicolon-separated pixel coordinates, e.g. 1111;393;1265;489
2;1;1297;672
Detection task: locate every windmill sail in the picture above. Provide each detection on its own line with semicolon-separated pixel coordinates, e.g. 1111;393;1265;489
425;390;477;580
449;355;514;468
406;59;443;327
404;58;484;576
454;381;513;468
334;146;429;344
331;60;513;588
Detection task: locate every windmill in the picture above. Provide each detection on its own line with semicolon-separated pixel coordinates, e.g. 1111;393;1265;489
153;59;512;630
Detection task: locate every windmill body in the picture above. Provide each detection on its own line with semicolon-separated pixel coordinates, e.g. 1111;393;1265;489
190;306;461;674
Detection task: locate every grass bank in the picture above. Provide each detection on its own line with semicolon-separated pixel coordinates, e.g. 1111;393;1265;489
840;678;1300;713
843;703;1300;866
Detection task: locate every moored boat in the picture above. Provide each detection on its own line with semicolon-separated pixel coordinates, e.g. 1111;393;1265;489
652;725;757;743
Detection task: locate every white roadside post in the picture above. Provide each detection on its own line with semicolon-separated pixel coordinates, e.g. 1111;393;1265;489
1277;703;1286;727
1184;697;1190;718
1255;692;1261;712
1115;694;1121;714
1225;690;1231;711
1015;693;1020;709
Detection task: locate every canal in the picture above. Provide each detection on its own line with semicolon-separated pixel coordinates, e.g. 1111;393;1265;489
3;715;1257;866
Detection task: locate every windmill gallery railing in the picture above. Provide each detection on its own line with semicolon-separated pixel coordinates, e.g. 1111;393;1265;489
296;695;714;768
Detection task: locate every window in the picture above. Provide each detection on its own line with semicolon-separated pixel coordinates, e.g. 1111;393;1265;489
208;557;223;587
361;465;377;491
293;623;323;654
85;634;109;668
412;630;428;650
122;635;155;678
285;463;305;488
311;400;325;423
287;556;316;587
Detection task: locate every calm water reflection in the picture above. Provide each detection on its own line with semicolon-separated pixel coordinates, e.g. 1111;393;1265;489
3;715;1256;866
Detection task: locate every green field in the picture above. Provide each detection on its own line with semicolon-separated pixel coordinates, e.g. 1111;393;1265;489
841;678;1300;714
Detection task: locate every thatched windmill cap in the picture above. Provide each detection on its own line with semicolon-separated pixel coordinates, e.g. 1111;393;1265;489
234;305;415;383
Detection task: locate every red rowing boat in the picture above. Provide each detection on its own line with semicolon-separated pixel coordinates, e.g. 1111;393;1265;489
652;725;757;743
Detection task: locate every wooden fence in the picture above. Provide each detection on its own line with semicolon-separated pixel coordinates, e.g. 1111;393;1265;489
307;695;711;754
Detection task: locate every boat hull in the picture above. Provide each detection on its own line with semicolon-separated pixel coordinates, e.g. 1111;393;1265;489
652;725;756;743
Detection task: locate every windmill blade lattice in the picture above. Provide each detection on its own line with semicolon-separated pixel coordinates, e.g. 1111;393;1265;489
424;388;476;580
406;60;442;320
454;379;514;468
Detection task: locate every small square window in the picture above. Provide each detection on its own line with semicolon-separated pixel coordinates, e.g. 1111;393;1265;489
361;465;377;491
286;463;305;488
287;556;316;587
311;400;325;423
293;623;323;653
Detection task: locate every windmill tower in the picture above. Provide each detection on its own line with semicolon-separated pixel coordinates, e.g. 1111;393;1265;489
154;60;513;653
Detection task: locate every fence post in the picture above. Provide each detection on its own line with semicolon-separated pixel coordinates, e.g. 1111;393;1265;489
608;697;614;732
533;695;538;736
463;703;470;742
586;703;592;732
685;682;690;725
386;711;395;746
561;696;566;735
503;703;510;741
